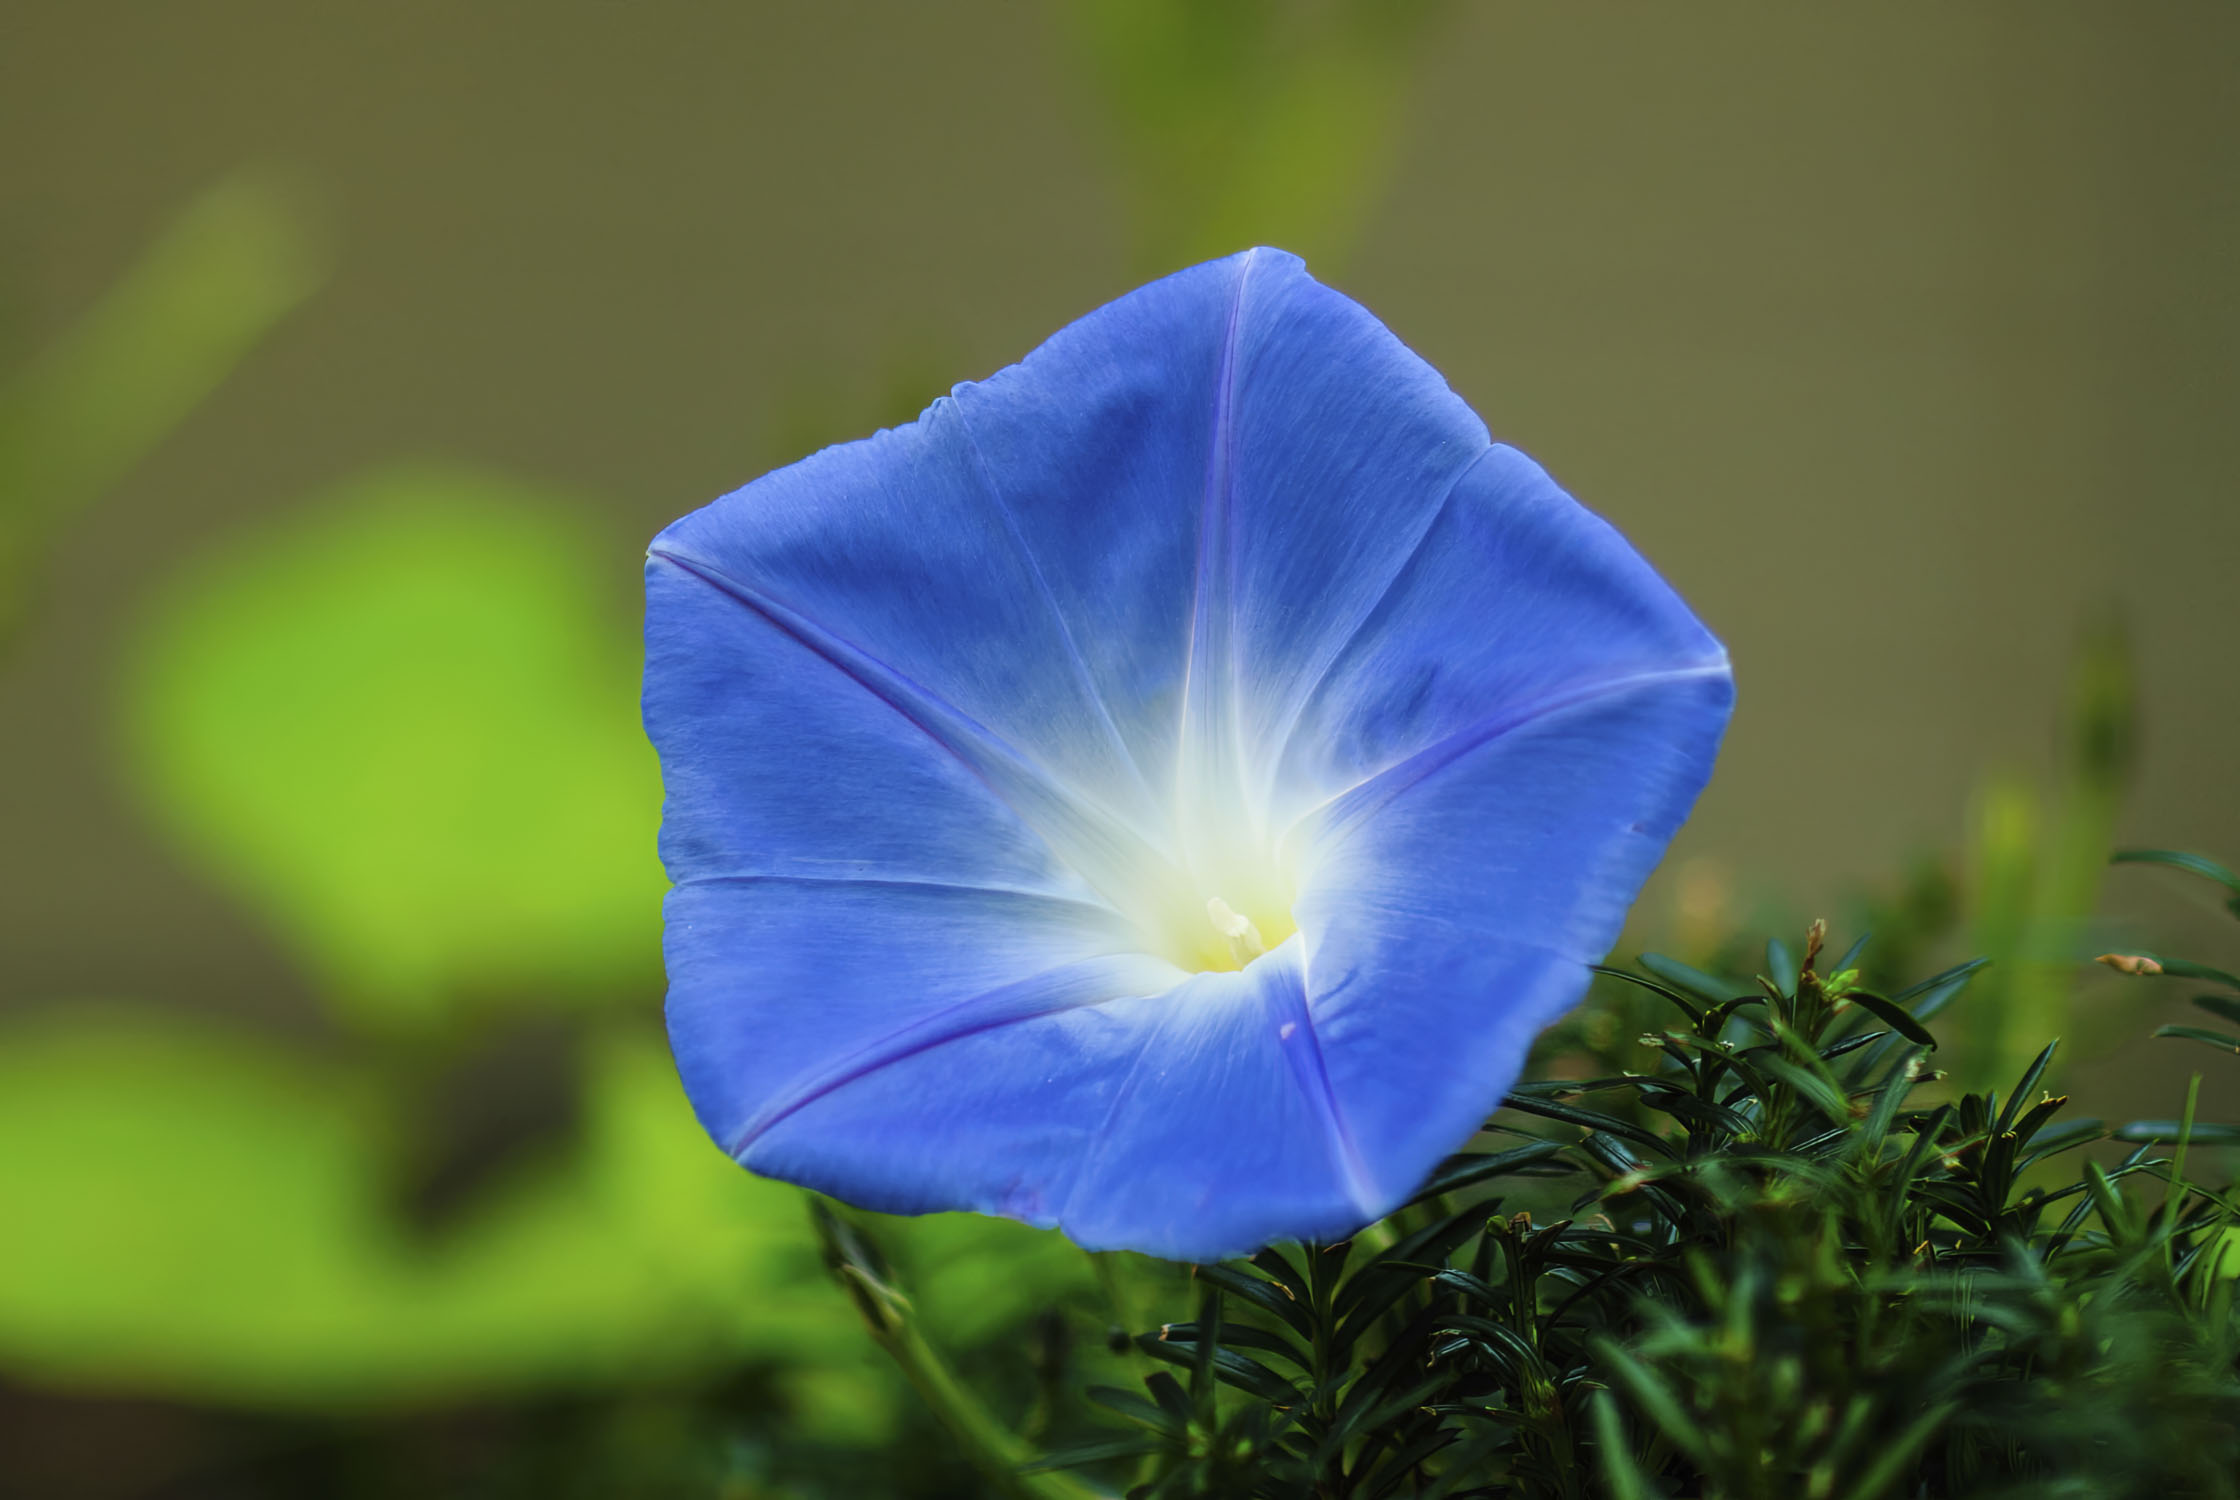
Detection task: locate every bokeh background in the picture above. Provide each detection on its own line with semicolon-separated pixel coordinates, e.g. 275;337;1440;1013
3;3;2236;1495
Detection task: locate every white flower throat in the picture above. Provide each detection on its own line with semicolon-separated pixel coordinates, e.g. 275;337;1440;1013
1129;788;1300;974
1072;767;1301;976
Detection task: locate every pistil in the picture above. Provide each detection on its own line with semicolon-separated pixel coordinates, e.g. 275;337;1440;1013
1205;896;1268;967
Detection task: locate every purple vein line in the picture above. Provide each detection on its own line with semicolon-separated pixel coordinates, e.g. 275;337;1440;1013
727;954;1176;1159
1281;659;1735;856
1255;442;1497;818
650;546;1183;909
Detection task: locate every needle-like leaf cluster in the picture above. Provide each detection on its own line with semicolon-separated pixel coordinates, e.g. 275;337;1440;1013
1038;904;2240;1499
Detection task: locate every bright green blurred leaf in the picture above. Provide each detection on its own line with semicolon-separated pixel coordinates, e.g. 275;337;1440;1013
0;1007;384;1392
0;1008;868;1407
0;170;322;634
119;465;662;1031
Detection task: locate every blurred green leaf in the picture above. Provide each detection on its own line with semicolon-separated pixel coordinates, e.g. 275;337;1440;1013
1637;952;1740;1005
0;170;321;635
118;466;662;1032
877;1210;1102;1350
392;1025;856;1391
2114;848;2240;899
0;1007;864;1407
2114;1120;2240;1145
1962;617;2136;1087
1062;0;1450;274
2154;1024;2240;1053
0;1006;384;1393
2197;993;2240;1026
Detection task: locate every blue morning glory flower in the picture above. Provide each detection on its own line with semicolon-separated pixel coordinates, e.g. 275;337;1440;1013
644;248;1731;1262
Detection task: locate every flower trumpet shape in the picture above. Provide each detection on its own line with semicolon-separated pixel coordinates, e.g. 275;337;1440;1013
644;249;1731;1261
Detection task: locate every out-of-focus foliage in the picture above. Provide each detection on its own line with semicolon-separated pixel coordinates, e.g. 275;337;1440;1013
0;461;1108;1424
1004;926;2238;1499
0;172;321;636
1961;615;2138;1088
119;468;664;1032
1060;0;1450;274
1759;617;2140;1094
3;18;2212;1499
0;303;1115;1472
0;1011;850;1405
813;1205;1108;1500
2102;845;2240;1149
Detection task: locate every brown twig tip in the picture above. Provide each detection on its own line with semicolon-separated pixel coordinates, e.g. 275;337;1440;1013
2096;953;2164;976
1804;918;1827;970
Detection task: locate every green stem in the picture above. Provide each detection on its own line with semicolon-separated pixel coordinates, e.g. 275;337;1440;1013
863;1296;1099;1500
814;1202;1103;1500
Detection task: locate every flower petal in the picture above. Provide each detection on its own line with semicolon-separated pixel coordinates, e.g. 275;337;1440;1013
655;250;1501;851
663;872;1174;1159
646;247;1734;1260
739;938;1376;1261
933;256;1243;806
643;554;1088;899
1193;252;1494;824
1269;443;1730;826
935;248;1494;820
650;375;1180;856
1291;669;1735;1209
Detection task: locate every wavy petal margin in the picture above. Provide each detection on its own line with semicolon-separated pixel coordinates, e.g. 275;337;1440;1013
645;249;1732;1260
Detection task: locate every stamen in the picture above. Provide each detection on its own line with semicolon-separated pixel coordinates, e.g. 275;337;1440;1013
1205;896;1267;966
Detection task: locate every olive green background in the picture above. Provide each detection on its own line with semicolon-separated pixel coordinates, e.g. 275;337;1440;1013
0;4;2235;1486
6;3;2235;1021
